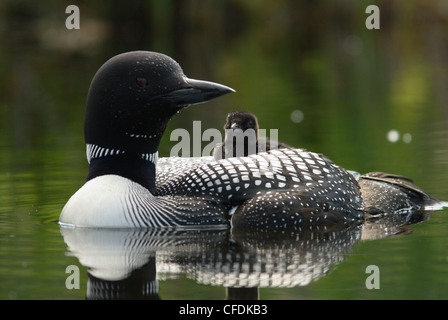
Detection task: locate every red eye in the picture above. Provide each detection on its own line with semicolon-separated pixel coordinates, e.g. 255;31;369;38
136;77;148;87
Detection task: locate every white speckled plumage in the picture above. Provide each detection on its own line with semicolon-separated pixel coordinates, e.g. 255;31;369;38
156;148;365;228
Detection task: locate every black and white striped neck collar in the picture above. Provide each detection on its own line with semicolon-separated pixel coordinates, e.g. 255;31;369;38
85;143;159;193
86;143;158;165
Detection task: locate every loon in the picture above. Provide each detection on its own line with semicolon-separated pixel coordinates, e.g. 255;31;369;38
60;51;234;228
358;172;439;215
60;51;365;229
213;111;290;160
213;110;439;223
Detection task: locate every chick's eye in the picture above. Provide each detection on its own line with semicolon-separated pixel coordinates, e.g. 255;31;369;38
136;77;148;87
248;120;254;127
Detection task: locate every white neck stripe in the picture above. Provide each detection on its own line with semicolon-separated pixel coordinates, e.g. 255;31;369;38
141;152;158;163
86;144;158;165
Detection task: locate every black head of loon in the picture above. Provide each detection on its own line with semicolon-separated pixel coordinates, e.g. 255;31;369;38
83;51;234;193
214;111;290;160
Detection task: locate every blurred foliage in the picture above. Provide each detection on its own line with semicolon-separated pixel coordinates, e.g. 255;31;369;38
1;0;448;299
1;0;447;167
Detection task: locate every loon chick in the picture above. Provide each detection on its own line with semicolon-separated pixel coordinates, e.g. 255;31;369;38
60;51;235;228
213;111;290;160
61;51;365;229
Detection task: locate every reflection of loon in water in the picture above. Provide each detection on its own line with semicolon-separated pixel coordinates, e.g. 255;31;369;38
60;206;435;300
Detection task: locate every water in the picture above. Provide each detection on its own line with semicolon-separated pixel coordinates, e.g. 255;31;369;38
1;122;447;300
1;1;448;300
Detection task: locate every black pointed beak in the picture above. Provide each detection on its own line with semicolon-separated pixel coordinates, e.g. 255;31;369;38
157;77;235;106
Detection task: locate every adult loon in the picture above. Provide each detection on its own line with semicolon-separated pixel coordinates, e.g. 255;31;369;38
60;51;365;229
213;110;439;223
213;110;290;160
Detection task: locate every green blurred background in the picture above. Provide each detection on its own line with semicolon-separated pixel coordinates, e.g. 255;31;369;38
1;0;448;299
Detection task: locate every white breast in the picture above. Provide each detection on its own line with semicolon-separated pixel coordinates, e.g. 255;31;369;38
60;175;150;228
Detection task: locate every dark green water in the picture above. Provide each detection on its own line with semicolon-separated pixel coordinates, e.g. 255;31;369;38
1;1;448;299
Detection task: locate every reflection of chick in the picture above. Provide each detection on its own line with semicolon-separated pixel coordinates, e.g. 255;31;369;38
213;111;290;160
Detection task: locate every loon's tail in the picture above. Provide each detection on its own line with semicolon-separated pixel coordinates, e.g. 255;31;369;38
359;172;441;215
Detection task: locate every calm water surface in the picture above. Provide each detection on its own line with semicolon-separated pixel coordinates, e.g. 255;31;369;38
1;120;447;300
1;0;448;300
